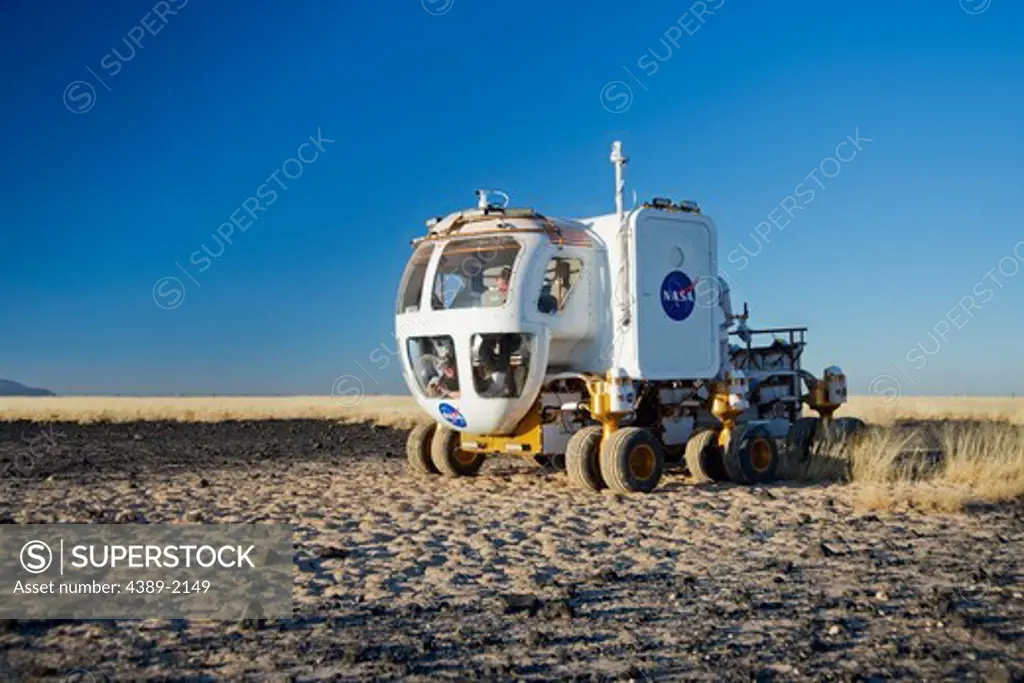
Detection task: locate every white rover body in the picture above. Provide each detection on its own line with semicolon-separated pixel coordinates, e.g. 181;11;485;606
398;142;855;493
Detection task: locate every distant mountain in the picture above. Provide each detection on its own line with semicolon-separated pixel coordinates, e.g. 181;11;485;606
0;379;55;396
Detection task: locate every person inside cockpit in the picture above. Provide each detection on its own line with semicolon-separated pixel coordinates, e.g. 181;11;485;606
414;337;459;399
481;266;511;307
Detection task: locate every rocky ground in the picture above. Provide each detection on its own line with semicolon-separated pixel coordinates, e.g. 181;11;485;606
0;419;1021;682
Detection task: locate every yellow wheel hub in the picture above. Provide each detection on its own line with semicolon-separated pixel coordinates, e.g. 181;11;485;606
629;444;656;480
751;438;773;472
454;450;477;466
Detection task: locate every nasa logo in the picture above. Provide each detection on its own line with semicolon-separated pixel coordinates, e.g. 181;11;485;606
438;402;467;429
660;270;696;322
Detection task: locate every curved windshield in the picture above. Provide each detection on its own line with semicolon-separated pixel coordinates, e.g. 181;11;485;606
431;236;521;310
397;242;434;314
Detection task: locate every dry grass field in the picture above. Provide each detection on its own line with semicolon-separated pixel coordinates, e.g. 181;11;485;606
798;417;1024;512
3;394;1023;426
839;395;1024;426
0;395;425;428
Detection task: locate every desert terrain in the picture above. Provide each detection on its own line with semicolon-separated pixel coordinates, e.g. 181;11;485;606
0;397;1022;681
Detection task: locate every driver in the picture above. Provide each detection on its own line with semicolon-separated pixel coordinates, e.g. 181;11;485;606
473;333;521;397
481;266;511;307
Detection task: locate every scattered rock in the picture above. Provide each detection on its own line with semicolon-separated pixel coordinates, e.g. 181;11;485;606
524;630;546;648
813;541;840;558
810;637;831;652
982;663;1013;683
540;599;575;621
763;558;795;574
116;511;148;524
502;593;541;615
317;546;347;560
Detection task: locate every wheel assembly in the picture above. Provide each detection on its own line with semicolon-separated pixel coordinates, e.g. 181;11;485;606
599;427;665;494
406;422;439;475
723;423;779;485
430;425;485;477
565;425;605;491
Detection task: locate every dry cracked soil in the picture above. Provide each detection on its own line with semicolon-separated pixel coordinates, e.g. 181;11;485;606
0;419;1022;682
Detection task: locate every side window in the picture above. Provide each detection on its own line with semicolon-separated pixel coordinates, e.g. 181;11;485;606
537;257;583;314
397;243;434;313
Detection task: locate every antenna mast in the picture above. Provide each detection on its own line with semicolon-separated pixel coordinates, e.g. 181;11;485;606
610;141;632;349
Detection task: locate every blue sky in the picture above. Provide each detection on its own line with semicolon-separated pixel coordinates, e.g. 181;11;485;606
1;0;1022;396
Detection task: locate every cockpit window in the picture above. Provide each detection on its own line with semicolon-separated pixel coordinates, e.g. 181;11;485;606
431;236;521;310
397;242;434;314
407;336;460;398
537;257;583;314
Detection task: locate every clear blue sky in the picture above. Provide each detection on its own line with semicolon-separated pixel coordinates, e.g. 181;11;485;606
2;0;1022;396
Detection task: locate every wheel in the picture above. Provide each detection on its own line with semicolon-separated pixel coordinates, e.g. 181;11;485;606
781;416;819;480
430;426;485;477
818;416;868;452
833;416;867;439
565;426;605;491
684;429;729;483
787;417;820;464
599;427;665;494
406;422;439;475
723;423;779;485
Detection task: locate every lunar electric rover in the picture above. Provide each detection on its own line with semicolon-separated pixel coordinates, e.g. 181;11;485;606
397;142;860;493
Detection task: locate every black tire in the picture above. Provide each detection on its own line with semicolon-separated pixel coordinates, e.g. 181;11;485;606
818;416;868;451
786;417;820;464
430;426;485;477
723;423;779;485
600;427;665;494
684;429;729;483
406;422;439;475
833;416;867;439
566;426;605;491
